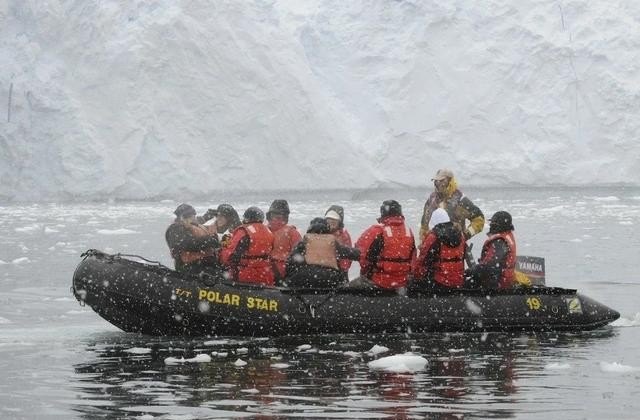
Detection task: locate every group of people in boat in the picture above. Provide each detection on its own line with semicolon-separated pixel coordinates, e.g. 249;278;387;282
165;168;517;292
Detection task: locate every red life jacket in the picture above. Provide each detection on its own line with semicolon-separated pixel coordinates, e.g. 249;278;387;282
333;228;353;272
269;224;301;278
374;220;415;289
180;223;217;264
432;234;465;288
237;223;275;286
480;231;516;289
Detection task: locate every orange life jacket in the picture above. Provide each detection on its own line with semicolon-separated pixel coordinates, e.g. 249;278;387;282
303;234;338;269
270;224;301;277
480;231;516;289
180;223;217;264
374;223;415;289
237;223;275;285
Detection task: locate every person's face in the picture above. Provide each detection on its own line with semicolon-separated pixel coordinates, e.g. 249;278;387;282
326;218;340;232
216;215;229;229
434;178;449;193
181;214;196;224
270;214;286;224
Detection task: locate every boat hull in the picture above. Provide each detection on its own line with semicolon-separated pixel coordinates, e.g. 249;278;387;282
71;251;620;336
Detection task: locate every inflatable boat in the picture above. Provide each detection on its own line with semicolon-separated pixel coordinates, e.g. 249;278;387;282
71;250;619;336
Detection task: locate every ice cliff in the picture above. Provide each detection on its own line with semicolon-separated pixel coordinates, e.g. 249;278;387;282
1;1;639;201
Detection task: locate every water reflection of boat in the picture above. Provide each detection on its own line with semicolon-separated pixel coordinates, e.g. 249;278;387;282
71;250;619;337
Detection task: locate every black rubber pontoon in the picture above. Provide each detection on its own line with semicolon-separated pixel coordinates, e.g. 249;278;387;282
71;250;620;336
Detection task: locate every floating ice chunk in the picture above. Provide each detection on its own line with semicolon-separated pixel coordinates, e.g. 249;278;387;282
188;354;212;363
234;358;247;367
600;362;638;373
0;317;12;324
271;363;290;369
0;260;7;265
164;354;211;364
44;227;59;234
124;347;152;354
12;257;30;264
296;344;312;351
96;228;140;235
241;388;260;394
619;221;633;225
367;345;389;355
236;347;249;354
344;351;361;358
545;362;571;370
368;353;428;373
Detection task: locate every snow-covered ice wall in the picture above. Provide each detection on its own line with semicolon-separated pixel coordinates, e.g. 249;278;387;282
1;0;639;201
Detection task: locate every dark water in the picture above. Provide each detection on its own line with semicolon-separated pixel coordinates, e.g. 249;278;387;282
1;187;639;419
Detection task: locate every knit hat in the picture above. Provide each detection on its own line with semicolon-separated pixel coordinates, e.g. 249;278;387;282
489;211;514;233
307;217;330;234
428;208;450;229
267;199;290;221
380;200;402;218
242;206;265;223
174;203;196;218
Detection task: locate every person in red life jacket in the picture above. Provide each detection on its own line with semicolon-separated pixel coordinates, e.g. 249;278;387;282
285;217;360;289
352;200;416;291
266;199;302;282
220;206;275;286
410;208;466;292
165;203;220;276
419;168;485;244
324;205;353;275
467;211;517;289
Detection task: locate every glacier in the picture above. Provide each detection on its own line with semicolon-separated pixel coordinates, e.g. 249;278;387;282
1;0;639;202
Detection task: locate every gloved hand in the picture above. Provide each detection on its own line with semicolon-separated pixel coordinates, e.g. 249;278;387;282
221;234;232;248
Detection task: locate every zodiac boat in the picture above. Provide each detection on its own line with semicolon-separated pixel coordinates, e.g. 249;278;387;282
71;250;620;336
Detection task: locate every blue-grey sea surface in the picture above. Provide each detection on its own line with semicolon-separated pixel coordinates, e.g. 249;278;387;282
1;187;639;419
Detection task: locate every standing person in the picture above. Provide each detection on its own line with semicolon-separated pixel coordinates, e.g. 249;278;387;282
419;169;484;244
285;218;360;289
220;207;275;286
266;199;302;281
352;200;416;291
324;205;353;274
410;208;466;291
467;211;517;289
165;203;220;276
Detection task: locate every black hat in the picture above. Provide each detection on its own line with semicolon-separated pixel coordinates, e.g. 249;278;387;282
380;200;402;218
243;206;265;223
174;203;196;218
307;217;330;234
215;203;237;218
267;199;290;221
489;211;514;233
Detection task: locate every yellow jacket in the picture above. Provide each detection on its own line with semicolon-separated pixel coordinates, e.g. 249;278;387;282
419;178;485;242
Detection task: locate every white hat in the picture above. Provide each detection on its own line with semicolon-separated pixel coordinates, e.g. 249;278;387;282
325;210;341;221
428;208;450;230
